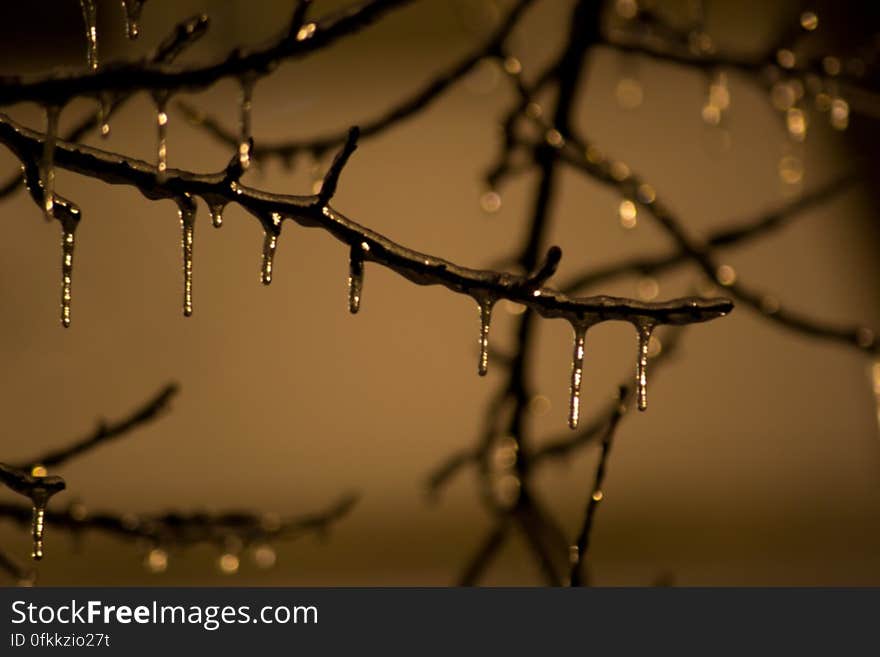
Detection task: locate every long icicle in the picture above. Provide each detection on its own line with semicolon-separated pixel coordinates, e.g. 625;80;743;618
154;91;169;182
238;75;255;171
569;323;588;429
348;245;364;314
178;196;196;316
60;216;79;328
40;105;60;220
635;320;655;411
476;295;495;376
261;213;282;285
80;0;98;71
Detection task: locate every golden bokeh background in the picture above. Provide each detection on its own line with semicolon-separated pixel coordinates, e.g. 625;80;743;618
0;0;878;585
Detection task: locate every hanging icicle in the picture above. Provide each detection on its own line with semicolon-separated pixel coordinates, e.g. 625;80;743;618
568;322;589;429
634;319;655;411
261;213;283;285
153;91;170;182
40;105;61;220
60;214;80;328
121;0;145;40
238;75;256;171
348;243;366;314
80;0;99;71
474;294;496;376
177;196;196;316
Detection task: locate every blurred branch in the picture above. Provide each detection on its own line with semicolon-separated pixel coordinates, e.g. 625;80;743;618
178;0;538;163
569;386;626;587
0;494;357;569
12;383;178;471
0;0;415;105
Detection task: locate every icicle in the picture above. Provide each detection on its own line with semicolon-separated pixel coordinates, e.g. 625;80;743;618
261;213;282;285
178;197;196;316
348;244;365;314
474;294;495;376
121;0;145;40
40;105;60;220
210;203;225;228
238;75;255;171
98;94;111;137
30;492;47;560
60;218;78;328
79;0;98;71
153;91;169;182
634;320;655;411
568;323;588;429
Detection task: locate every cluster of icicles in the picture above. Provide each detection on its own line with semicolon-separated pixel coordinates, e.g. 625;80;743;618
473;294;657;427
43;2;653;437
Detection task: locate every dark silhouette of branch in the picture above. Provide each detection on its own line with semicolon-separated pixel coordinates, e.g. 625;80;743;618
178;0;538;163
0;13;211;199
0;494;357;549
569;386;627;587
0;547;32;584
0;0;415;105
12;383;178;471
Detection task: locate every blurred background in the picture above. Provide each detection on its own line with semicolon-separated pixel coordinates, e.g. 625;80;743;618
0;0;878;585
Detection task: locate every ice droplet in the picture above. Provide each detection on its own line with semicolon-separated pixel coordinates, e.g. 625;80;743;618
238;75;255;170
178;196;196;316
568;323;588;429
634;320;655;411
98;93;112;137
121;0;145;39
80;0;98;71
40;105;60;220
153;91;170;182
475;294;495;376
348;245;364;314
210;203;225;228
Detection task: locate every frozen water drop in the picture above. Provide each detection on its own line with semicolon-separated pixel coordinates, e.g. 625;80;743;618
348;245;364;314
40;105;61;220
634;320;654;411
177;196;196;316
121;0;145;39
80;0;98;71
568;323;588;429
475;294;495;376
98;94;112;137
210;203;225;228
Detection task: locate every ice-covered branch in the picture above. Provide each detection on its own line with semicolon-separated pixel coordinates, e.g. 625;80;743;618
0;114;732;413
0;463;65;560
0;13;210;200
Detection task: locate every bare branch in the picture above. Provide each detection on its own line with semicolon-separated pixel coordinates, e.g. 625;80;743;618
0;0;415;106
13;383;178;471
